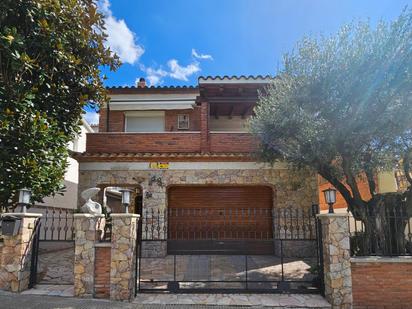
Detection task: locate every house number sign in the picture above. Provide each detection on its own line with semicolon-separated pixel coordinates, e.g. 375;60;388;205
149;162;170;169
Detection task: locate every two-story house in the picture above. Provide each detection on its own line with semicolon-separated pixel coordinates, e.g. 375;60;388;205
74;76;318;255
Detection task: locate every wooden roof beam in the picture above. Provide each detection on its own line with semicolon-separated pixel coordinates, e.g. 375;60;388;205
241;105;254;119
228;105;235;119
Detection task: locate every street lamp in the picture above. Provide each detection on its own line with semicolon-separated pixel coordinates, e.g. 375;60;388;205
119;188;132;214
323;188;337;214
18;188;32;213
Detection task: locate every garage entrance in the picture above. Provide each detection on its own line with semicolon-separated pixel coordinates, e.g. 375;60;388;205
167;185;274;254
136;185;324;294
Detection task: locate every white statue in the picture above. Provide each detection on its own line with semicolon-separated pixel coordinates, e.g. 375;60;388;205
80;187;102;215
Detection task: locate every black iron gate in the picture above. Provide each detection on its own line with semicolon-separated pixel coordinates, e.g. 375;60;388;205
28;218;41;288
136;204;324;294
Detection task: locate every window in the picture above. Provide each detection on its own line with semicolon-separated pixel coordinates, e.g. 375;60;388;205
125;111;165;132
177;114;189;130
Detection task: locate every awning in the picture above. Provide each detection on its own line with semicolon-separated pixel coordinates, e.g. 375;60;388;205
109;100;195;110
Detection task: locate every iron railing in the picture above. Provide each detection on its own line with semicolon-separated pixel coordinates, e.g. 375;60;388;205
349;205;412;256
39;207;75;241
136;205;323;294
140;207;318;241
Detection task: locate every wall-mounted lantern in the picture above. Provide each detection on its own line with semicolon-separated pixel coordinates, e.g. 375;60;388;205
119;188;132;214
18;188;32;213
323;187;337;214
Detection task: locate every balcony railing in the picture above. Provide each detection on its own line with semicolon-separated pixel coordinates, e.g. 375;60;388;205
209;132;257;153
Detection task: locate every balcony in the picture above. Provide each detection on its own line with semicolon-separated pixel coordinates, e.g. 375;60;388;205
209;132;257;153
86;132;202;153
85;132;257;154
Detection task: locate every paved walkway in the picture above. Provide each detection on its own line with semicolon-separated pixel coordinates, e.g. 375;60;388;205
17;287;330;308
38;242;74;284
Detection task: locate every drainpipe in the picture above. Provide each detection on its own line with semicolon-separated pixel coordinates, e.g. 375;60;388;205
106;101;110;132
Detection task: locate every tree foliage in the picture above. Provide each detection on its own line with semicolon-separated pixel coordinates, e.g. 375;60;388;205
0;0;120;209
250;9;412;217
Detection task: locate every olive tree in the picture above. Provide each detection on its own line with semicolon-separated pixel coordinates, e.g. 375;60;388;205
250;9;412;254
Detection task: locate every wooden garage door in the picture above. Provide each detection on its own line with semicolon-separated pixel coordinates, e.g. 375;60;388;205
167;186;274;254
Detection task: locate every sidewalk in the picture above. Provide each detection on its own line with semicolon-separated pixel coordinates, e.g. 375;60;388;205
0;290;330;309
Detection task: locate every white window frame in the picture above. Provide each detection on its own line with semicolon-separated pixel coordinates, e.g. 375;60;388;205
177;114;190;130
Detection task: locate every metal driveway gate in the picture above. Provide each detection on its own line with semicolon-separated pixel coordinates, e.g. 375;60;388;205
136;205;324;294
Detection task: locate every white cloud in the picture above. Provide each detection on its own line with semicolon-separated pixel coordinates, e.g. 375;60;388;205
192;49;213;61
139;65;168;86
167;59;201;82
140;59;201;86
99;0;144;64
84;111;99;125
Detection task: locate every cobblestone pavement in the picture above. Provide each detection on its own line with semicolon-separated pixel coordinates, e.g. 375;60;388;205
0;290;330;308
140;255;317;290
38;242;74;284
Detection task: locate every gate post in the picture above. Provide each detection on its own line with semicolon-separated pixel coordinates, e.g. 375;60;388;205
318;213;352;309
110;213;139;301
0;213;42;292
73;214;105;297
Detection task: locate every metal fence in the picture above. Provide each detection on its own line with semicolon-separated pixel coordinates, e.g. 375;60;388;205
26;207;75;241
140;207;318;241
349;206;412;257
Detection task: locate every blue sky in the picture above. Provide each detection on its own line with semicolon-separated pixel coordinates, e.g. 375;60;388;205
85;0;411;124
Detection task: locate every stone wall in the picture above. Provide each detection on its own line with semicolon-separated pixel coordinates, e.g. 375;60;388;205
352;257;412;308
319;214;352;309
110;214;138;301
73;214;105;297
0;213;42;292
79;166;318;213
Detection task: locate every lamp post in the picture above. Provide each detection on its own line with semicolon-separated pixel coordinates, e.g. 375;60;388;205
323;187;337;214
18;188;32;213
119;189;132;214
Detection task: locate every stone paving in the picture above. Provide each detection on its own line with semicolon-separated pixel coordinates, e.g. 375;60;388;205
134;294;331;308
17;288;330;308
21;284;74;297
38;245;74;284
0;290;332;309
139;255;318;290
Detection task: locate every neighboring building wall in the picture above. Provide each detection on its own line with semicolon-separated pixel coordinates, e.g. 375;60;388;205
318;174;374;211
318;171;399;211
38;120;93;209
351;258;412;308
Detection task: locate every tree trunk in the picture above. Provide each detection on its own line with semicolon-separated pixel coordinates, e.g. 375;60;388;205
352;190;412;255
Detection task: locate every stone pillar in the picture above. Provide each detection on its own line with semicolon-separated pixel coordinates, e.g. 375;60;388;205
0;213;42;292
110;213;139;301
200;101;209;153
73;214;105;297
318;213;352;309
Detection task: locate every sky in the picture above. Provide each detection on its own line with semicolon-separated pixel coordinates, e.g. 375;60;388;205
85;0;412;124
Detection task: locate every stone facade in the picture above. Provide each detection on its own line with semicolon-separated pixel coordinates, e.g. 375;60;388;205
0;213;42;292
79;164;318;257
73;214;105;297
110;214;139;301
78;166;318;212
319;213;352;309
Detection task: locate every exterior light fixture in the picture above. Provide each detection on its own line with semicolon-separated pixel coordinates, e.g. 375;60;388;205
119;188;132;214
18;188;32;213
323;187;337;214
